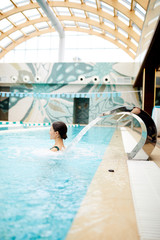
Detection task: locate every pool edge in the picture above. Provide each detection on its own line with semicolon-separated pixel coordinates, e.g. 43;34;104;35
66;128;139;240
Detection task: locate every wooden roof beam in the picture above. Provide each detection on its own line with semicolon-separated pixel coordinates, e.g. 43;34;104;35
136;0;149;10
68;8;73;16
96;0;101;10
0;1;144;31
0;28;56;59
100;0;143;29
0;26;135;60
0;15;138;51
114;9;118;31
99;16;103;24
65;27;135;58
0;2;140;42
84;11;88;19
0;2;39;20
58;16;137;51
0;16;48;40
10;0;18;8
130;0;136;11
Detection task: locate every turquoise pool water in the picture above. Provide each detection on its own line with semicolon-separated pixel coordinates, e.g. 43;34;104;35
0;126;115;240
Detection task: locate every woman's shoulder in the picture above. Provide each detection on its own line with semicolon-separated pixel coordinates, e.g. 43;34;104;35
50;146;60;152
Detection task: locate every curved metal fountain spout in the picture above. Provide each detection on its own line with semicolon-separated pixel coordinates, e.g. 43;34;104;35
101;106;157;160
67;106;157;160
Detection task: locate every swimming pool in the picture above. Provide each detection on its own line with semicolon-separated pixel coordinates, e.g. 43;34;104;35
0;126;115;240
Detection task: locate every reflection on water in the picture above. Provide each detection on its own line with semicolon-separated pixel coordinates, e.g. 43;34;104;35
0;126;115;239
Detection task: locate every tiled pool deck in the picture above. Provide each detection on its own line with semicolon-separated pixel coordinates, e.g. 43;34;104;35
67;128;160;240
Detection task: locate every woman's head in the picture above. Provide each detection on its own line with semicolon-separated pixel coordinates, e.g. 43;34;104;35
52;121;68;140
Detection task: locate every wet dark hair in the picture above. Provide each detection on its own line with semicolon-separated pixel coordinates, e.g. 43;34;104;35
52;121;68;140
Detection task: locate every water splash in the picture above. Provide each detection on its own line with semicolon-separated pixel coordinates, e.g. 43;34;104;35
66;116;102;151
66;106;129;152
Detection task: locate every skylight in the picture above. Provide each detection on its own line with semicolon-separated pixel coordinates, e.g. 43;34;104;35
8;13;26;25
103;19;115;29
117;12;129;26
34;22;49;30
85;0;97;8
0;0;152;60
118;27;128;38
0;37;12;48
0;0;14;12
55;7;71;16
88;13;99;22
14;0;30;7
101;2;114;16
118;0;131;10
23;9;41;20
72;9;86;18
21;25;36;34
9;30;23;40
0;19;13;32
78;22;90;29
118;39;127;48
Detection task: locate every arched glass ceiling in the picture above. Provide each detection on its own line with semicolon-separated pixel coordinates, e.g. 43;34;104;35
0;0;149;59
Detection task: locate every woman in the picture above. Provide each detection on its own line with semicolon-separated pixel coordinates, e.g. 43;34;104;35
50;121;68;152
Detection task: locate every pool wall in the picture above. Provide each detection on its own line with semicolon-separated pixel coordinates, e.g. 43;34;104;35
0;62;141;124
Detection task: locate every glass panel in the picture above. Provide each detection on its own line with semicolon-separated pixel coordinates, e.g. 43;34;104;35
0;0;14;12
50;33;59;48
25;49;38;62
14;49;25;60
0;37;12;48
117;12;129;26
118;39;127;48
85;0;96;8
134;3;146;20
55;7;71;15
8;13;26;25
36;49;51;61
14;0;30;7
78;22;89;29
103;19;115;29
15;41;26;49
130;38;138;46
69;0;81;3
118;0;131;9
35;22;49;30
0;31;134;62
0;19;13;32
132;24;141;35
21;25;36;34
25;38;38;49
92;26;102;33
72;9;85;17
9;30;23;40
38;36;51;49
135;3;146;15
3;50;15;62
106;32;116;40
101;2;114;15
63;21;75;27
49;50;58;62
38;8;46;17
118;27;128;38
23;9;41;20
88;13;99;21
129;48;136;55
